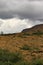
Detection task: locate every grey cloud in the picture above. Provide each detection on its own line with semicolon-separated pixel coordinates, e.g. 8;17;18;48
0;11;14;19
0;0;43;21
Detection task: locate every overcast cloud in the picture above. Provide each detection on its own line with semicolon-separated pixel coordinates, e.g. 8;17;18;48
0;0;43;33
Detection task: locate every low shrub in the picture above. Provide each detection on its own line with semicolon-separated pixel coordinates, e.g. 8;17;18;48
20;45;31;50
23;33;30;36
32;59;43;65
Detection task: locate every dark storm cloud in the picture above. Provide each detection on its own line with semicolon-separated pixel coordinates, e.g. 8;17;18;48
0;0;43;20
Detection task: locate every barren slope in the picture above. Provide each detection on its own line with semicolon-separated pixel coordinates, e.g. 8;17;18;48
0;24;43;61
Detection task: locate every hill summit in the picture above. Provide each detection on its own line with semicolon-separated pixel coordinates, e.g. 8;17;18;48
22;24;43;34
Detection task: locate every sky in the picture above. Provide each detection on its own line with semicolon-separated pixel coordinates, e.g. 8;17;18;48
0;0;43;33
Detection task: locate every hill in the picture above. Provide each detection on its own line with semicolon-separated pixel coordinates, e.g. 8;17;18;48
0;24;43;65
22;24;43;34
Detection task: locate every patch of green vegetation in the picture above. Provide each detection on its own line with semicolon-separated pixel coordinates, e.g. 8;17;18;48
23;33;30;36
20;45;31;50
15;61;30;65
18;33;30;38
33;32;43;35
32;59;43;65
20;45;39;51
0;49;23;65
17;59;43;65
32;30;43;35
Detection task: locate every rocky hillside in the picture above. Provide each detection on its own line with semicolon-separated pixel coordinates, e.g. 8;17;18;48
0;24;43;65
22;24;43;34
